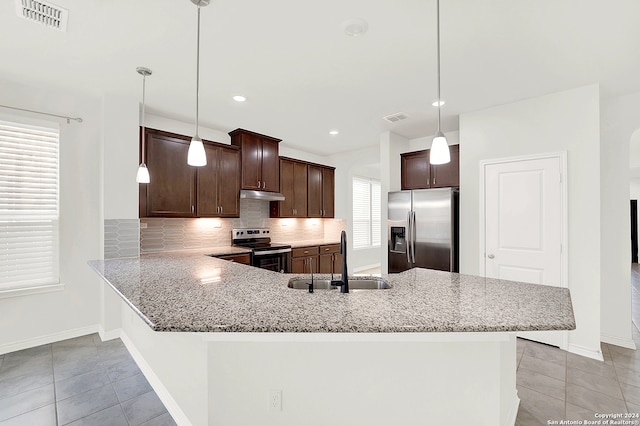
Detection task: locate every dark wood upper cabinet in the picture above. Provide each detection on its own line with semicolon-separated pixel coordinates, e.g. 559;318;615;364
229;129;281;192
308;164;335;218
197;143;241;217
431;145;460;188
271;158;307;217
140;128;240;218
401;144;459;190
271;157;334;218
140;130;196;217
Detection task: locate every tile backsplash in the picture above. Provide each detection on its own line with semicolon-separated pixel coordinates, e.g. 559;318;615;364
104;219;140;259
139;199;346;253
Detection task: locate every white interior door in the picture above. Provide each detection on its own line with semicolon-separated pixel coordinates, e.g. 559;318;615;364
483;155;566;347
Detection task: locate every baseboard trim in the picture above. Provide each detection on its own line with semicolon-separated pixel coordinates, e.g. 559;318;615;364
601;334;637;350
567;343;604;361
0;324;99;355
97;326;122;342
505;392;520;426
120;332;192;426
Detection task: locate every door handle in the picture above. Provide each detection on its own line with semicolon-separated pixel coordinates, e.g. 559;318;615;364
406;212;411;263
257;180;261;188
411;211;416;263
487;254;495;259
263;181;266;189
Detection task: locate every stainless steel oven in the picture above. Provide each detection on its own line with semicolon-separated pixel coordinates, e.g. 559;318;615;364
232;228;291;273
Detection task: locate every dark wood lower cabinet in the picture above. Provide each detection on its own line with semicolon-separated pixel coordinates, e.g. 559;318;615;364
215;253;251;265
318;244;342;274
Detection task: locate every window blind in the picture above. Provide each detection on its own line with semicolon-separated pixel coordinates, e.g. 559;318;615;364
352;177;381;249
0;120;59;290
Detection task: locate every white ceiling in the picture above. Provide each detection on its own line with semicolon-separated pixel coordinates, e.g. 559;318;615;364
2;0;639;156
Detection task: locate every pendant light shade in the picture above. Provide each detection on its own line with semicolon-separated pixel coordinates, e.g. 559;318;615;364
187;0;209;167
430;131;450;165
136;67;152;183
188;135;207;166
430;0;451;165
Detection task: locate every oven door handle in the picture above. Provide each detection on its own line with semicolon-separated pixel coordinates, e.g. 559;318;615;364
252;248;292;256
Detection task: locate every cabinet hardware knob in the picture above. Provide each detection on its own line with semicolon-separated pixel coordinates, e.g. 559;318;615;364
257;180;261;188
263;181;266;189
191;205;195;213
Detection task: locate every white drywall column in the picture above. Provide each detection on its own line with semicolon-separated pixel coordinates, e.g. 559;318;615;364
380;131;410;273
600;91;640;349
101;94;139;338
459;85;602;358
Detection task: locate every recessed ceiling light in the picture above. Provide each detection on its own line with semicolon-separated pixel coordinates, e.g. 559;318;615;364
329;130;339;135
233;95;246;102
342;18;368;37
432;100;445;107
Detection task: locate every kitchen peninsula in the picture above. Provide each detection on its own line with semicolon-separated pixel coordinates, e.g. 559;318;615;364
89;251;575;426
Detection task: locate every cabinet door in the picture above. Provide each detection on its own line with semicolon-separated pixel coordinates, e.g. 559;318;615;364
292;161;308;216
144;132;196;217
240;133;262;190
278;159;296;217
260;139;280;192
322;167;334;218
431;145;460;188
196;144;220;217
291;257;308;274
333;252;343;274
216;253;251;265
401;150;430;190
318;253;334;273
307;165;323;218
217;147;241;216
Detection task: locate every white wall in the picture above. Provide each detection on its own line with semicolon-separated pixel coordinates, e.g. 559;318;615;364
326;145;380;270
379;132;411;273
459;85;602;357
408;131;460;152
600;91;640;348
0;78;102;352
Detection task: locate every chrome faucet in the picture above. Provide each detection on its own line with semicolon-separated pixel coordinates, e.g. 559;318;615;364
331;230;349;293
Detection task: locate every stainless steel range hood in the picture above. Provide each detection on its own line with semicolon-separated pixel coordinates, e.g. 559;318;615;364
239;190;285;201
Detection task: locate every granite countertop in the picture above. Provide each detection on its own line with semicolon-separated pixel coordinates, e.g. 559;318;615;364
89;251;576;334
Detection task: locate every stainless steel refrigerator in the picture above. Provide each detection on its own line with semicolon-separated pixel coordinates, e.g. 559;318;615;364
388;188;459;273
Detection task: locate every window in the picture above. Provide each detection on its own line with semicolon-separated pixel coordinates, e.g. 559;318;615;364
352;177;381;249
0;118;59;292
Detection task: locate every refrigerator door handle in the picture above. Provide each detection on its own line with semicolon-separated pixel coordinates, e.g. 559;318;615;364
411;210;417;263
406;211;412;263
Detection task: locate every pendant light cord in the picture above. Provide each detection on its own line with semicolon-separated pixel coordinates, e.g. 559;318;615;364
436;0;442;134
141;73;146;165
195;6;201;138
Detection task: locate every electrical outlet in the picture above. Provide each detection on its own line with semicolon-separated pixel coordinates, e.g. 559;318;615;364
269;389;282;411
140;222;148;229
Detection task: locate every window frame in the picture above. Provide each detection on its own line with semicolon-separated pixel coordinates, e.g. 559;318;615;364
0;114;63;298
352;176;381;250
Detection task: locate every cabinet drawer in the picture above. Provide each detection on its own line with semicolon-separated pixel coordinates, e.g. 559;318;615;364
216;253;251;265
292;246;319;258
319;244;340;255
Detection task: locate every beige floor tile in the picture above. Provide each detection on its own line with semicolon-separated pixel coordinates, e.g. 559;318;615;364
515;406;546;426
524;342;566;366
566;367;623;399
621;382;640;406
627;400;640;413
567;352;617;379
615;364;640;387
566;383;627;413
517;386;565;424
519;354;566;381
517;367;565;401
564;403;599;422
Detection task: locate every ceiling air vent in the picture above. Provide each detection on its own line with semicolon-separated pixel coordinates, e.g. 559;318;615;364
383;112;408;123
15;0;69;32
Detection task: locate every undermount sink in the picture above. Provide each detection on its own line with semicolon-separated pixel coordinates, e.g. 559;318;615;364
287;278;390;290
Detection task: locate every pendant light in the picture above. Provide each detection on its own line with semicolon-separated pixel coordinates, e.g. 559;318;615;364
430;0;451;165
187;0;209;167
136;67;152;183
